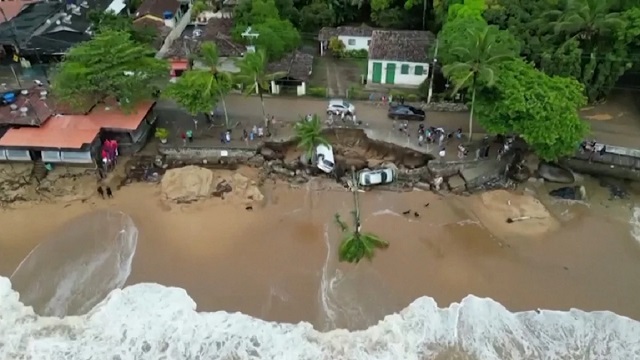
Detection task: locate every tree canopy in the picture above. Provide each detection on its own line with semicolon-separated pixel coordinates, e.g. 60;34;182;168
474;59;589;161
88;10;156;46
164;42;232;126
51;30;168;111
483;0;640;102
294;114;329;158
233;0;301;60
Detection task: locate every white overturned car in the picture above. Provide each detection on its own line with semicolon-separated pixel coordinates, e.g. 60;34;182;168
358;168;396;186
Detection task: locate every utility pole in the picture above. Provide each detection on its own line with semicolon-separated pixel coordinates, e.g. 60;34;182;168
241;26;259;53
427;38;439;105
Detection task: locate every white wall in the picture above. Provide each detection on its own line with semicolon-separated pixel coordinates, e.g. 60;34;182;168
338;35;371;52
4;149;30;161
42;150;93;164
367;59;430;87
0;149;6;160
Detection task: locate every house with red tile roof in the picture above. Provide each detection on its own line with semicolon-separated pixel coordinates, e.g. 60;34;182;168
0;91;156;163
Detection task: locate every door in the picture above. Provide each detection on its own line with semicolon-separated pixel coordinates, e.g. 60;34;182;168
385;63;396;84
372;62;382;83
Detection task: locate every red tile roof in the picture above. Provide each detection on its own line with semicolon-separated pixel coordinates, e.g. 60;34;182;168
0;101;154;149
0;116;100;149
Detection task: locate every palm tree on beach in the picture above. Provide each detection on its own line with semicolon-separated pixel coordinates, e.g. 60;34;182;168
443;25;516;140
336;169;389;264
235;50;286;128
294;114;330;159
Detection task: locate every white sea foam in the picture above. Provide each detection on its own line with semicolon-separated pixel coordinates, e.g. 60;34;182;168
1;276;640;360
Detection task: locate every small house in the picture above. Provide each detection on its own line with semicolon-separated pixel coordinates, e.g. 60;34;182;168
165;18;245;78
267;51;313;96
317;26;374;56
0;96;156;164
367;30;434;87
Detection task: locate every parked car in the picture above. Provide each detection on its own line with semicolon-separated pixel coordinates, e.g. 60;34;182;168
327;99;356;116
387;105;425;121
358;168;396;186
315;144;335;173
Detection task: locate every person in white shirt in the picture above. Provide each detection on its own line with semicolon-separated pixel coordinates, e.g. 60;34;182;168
439;148;446;161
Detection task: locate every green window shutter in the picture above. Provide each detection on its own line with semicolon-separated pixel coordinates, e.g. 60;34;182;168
401;64;409;74
415;65;424;75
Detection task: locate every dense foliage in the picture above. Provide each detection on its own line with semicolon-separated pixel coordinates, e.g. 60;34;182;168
164;42;232;127
88;11;156;46
51;30;168;111
483;0;640;102
475;59;589;160
233;0;301;60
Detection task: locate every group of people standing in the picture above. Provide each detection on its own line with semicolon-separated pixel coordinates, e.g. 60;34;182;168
100;139;119;173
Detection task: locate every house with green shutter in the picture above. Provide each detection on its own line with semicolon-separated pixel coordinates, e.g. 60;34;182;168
367;30;434;87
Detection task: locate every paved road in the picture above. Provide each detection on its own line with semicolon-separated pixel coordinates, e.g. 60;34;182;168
155;94;640;149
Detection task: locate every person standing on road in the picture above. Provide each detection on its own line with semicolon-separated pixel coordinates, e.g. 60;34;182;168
105;186;113;198
97;186;105;199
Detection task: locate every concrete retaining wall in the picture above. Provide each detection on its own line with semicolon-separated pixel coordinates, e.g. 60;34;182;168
158;146;257;162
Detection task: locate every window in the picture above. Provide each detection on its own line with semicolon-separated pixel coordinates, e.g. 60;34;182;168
367;40;371;46
415;65;424;75
42;150;62;162
401;64;410;74
348;38;356;46
6;149;30;160
61;151;92;163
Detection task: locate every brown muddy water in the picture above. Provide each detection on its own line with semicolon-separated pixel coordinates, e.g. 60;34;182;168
0;169;639;331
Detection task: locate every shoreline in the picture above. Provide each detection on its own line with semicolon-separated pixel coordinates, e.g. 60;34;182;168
1;166;639;326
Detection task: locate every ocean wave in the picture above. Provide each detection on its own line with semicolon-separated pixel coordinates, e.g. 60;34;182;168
1;277;639;360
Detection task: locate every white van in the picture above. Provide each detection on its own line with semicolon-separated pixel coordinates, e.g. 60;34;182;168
315;144;335;173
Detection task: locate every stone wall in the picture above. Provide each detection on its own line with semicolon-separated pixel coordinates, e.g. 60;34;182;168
158;146;259;164
423;102;468;112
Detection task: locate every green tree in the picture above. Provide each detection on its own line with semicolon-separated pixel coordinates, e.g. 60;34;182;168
235;49;286;127
336;170;389;264
475;59;589;161
441;24;517;139
233;0;300;60
164;42;233;127
88;10;156;45
299;1;335;32
485;0;640;102
51;30;168;111
294;114;329;158
546;0;625;42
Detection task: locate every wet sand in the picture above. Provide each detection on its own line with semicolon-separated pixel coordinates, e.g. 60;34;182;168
1;169;639;329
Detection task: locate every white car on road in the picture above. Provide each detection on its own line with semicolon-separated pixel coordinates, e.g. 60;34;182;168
358;168;396;186
327;99;356;116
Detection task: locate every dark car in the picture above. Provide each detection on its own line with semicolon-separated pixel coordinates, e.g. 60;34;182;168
387;105;425;121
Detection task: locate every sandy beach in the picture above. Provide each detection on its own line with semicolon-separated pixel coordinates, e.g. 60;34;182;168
1;166;639;330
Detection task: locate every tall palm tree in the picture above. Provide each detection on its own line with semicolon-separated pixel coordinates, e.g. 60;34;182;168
336;169;389;264
547;0;625;43
235;50;286;128
442;25;515;140
294;114;330;159
199;42;232;128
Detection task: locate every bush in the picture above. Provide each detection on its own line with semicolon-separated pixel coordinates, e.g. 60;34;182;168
406;94;419;102
307;87;327;97
344;49;368;59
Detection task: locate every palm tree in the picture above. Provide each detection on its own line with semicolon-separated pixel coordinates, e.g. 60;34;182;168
235;50;286;128
294;114;330;159
336;169;389;264
442;25;515;140
199;42;232;128
546;0;625;43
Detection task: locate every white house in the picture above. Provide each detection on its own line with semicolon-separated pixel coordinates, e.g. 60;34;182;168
318;26;375;56
367;30;435;87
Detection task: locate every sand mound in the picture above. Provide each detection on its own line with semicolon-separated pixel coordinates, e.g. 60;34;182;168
161;166;214;202
161;166;264;204
470;190;559;238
